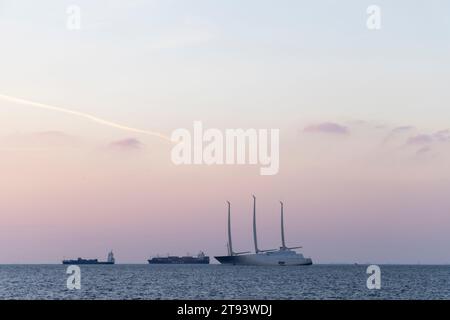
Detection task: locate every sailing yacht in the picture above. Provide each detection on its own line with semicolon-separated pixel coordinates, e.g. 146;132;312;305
214;196;313;266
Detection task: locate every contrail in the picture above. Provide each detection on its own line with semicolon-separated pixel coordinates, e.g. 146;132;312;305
0;93;172;142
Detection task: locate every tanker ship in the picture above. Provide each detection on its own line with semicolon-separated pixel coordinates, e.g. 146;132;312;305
148;252;210;264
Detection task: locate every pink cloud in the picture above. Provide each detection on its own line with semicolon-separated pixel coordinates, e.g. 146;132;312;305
382;126;416;144
405;130;450;149
433;130;450;142
406;134;433;146
391;126;415;133
416;146;432;155
304;122;349;135
109;138;142;150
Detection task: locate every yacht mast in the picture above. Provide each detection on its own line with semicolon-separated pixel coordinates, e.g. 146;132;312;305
253;195;260;253
280;201;287;249
279;202;302;251
227;201;233;256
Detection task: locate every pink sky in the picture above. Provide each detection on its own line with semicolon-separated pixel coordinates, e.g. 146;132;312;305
1;118;449;264
1;1;450;264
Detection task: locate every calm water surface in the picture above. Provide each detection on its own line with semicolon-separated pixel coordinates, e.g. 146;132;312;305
0;264;449;299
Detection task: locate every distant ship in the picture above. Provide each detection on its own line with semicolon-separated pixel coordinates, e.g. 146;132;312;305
215;196;313;266
62;251;115;265
148;252;210;264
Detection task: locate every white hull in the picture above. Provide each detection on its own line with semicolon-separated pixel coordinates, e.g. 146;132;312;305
215;250;312;266
217;197;313;266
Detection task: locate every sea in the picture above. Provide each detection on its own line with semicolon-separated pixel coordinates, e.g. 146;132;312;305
0;264;449;300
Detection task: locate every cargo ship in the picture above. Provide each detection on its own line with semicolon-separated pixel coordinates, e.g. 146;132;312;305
62;251;115;265
148;252;209;264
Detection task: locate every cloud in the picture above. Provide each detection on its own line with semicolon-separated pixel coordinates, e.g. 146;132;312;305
392;126;415;133
403;130;450;158
109;138;143;150
433;129;450;142
406;131;450;146
406;134;434;146
304;122;349;135
382;125;416;144
416;146;432;155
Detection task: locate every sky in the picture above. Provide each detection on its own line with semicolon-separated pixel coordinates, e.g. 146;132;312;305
0;0;450;264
